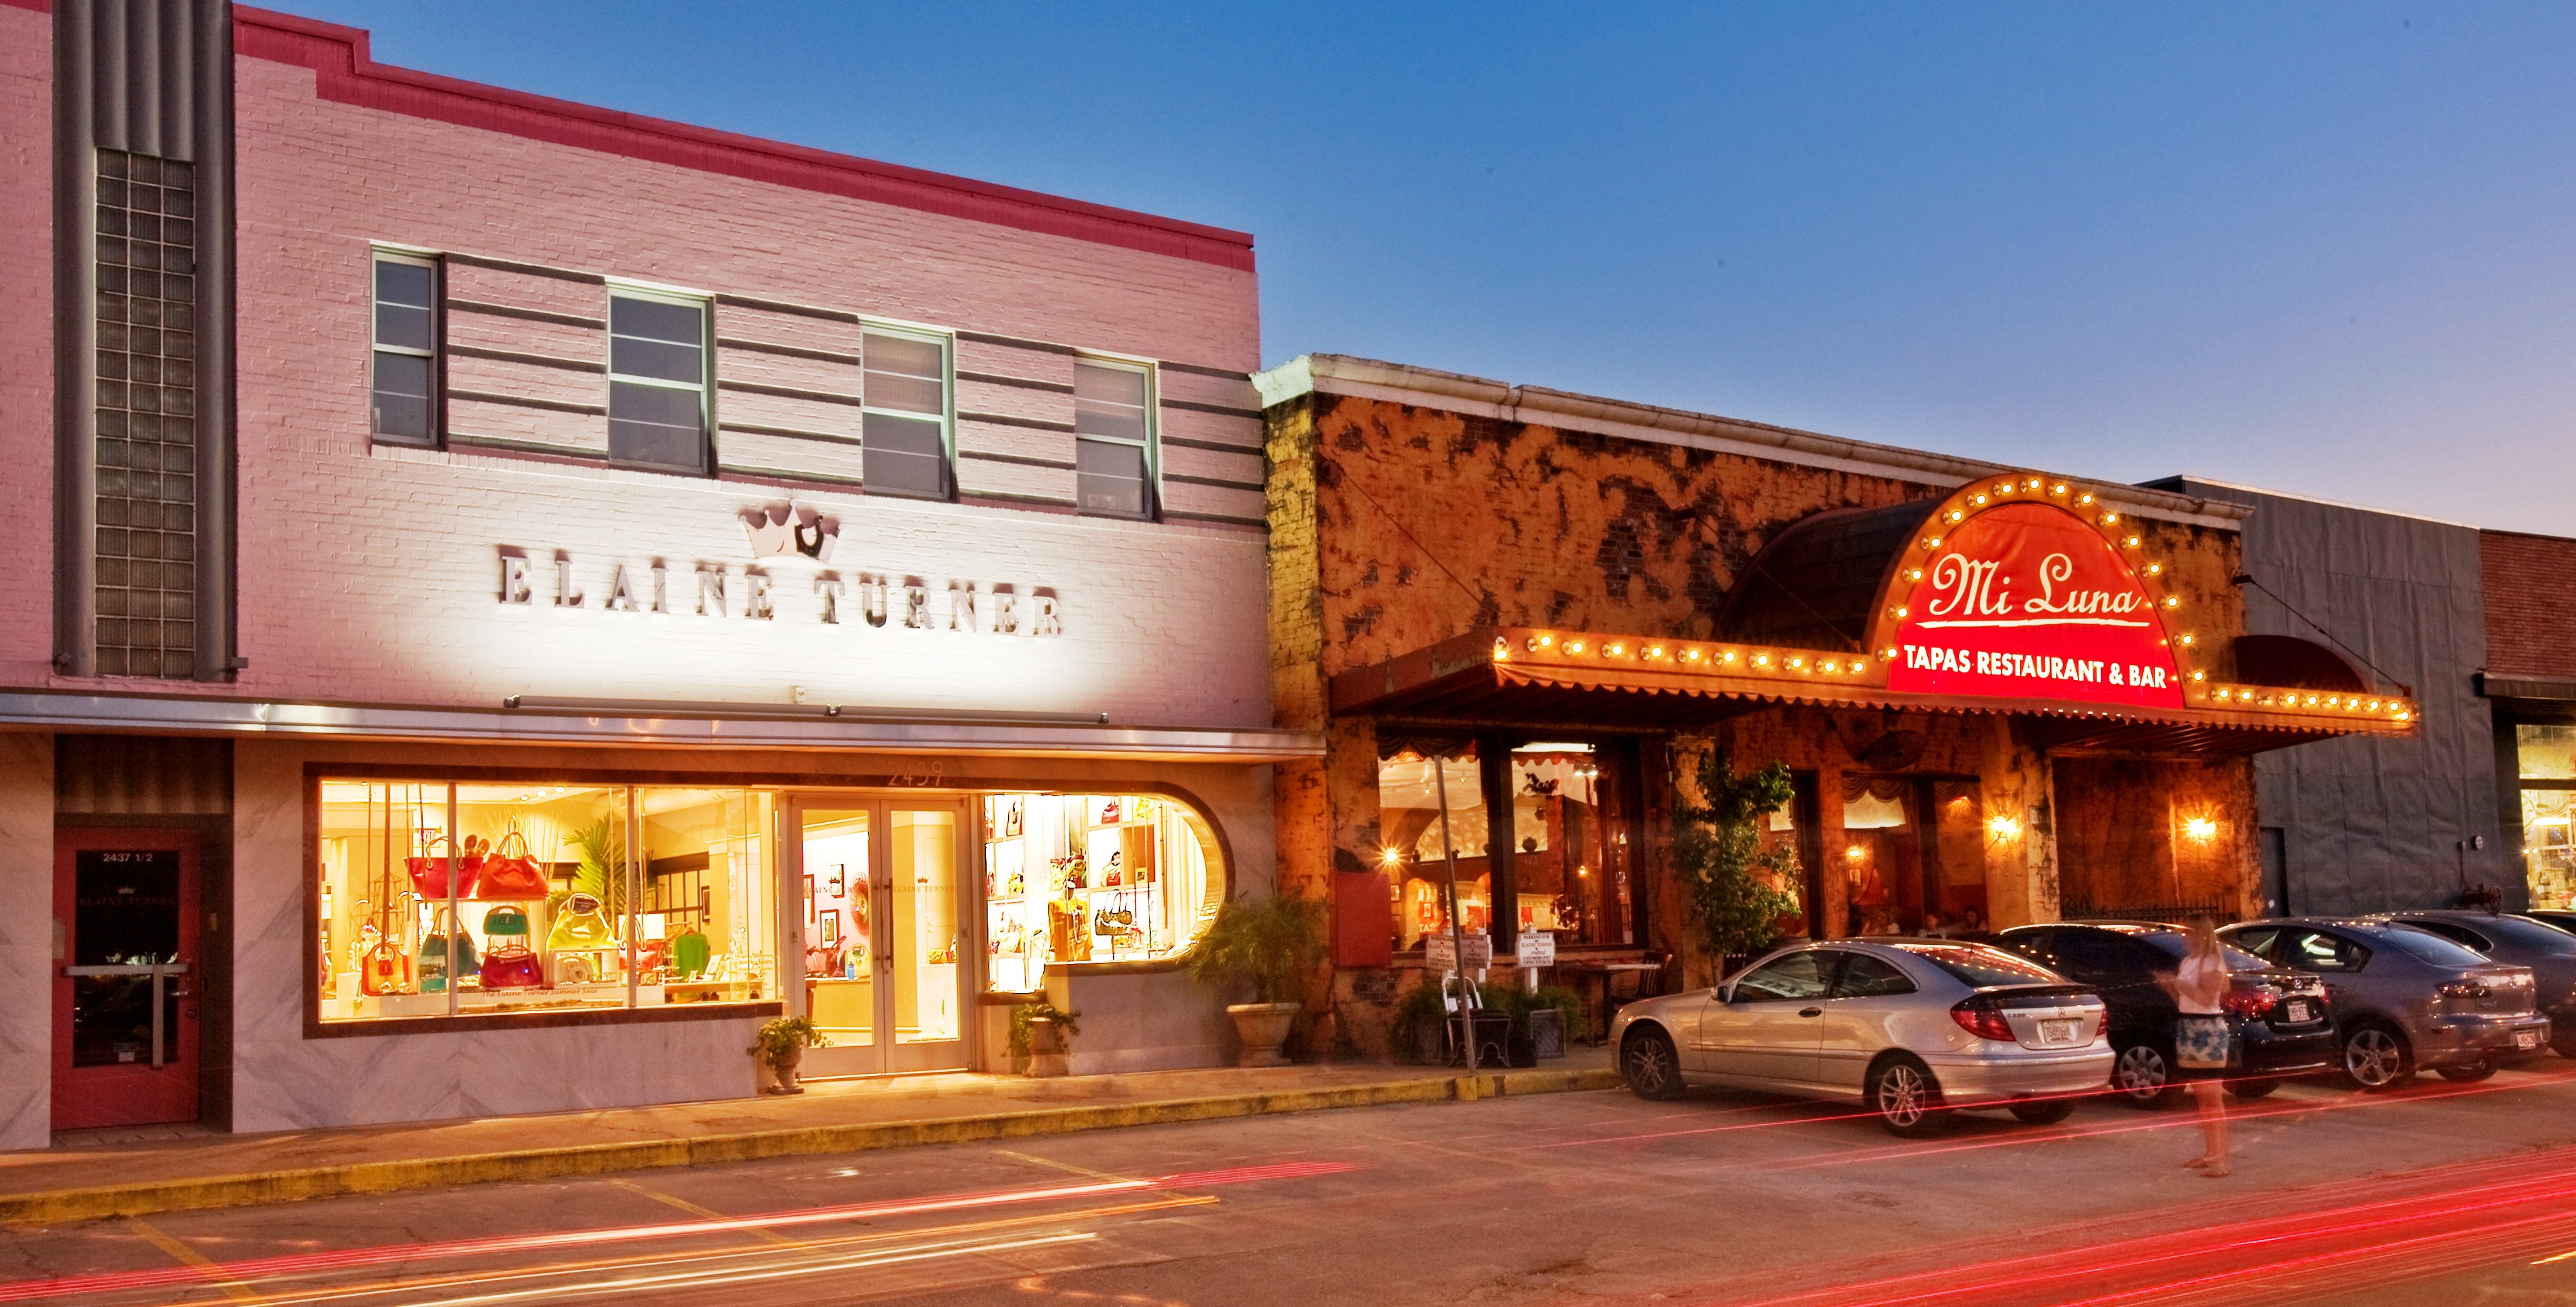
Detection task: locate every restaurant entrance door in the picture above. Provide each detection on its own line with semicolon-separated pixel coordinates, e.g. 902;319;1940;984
791;797;972;1075
53;828;204;1129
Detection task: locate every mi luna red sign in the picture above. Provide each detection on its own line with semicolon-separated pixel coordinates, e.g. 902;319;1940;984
1885;503;2183;708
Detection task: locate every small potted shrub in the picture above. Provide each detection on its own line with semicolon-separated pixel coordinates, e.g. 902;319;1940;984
747;1015;828;1095
1185;892;1326;1066
1009;1000;1081;1077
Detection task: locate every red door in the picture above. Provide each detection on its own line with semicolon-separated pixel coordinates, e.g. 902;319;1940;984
54;828;203;1129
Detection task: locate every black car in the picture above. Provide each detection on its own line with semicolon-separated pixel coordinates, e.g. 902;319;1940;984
1994;921;2338;1105
2376;912;2576;1057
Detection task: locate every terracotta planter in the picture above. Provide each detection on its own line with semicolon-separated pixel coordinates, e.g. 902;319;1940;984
1226;1001;1300;1068
763;1044;806;1095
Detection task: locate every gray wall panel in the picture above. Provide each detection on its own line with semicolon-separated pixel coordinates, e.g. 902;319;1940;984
2148;479;2502;913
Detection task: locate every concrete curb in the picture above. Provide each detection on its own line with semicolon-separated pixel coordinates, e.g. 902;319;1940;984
0;1066;1622;1226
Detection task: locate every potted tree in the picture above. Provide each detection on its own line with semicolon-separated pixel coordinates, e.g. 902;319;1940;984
1185;892;1326;1067
747;1015;827;1095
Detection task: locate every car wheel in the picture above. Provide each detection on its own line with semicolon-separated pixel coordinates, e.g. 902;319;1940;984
2111;1040;2181;1108
2010;1099;2076;1125
1868;1057;1950;1138
2226;1076;2284;1101
2344;1025;2415;1091
1621;1026;1686;1101
2436;1060;2497;1084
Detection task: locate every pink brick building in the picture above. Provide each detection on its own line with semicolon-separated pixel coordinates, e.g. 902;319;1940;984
1;0;1311;1145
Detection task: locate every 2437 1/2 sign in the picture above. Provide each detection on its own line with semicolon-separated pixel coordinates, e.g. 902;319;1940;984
1885;502;2184;708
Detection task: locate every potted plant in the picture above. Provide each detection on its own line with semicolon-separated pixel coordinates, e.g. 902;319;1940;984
1008;1000;1081;1077
747;1015;828;1095
1185;892;1326;1066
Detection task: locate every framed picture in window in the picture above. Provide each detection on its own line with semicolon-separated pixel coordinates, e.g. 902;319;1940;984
829;866;845;898
803;875;816;921
1005;798;1024;838
820;911;838;945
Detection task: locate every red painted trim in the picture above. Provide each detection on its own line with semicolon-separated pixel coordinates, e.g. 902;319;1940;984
230;6;1255;272
0;0;49;14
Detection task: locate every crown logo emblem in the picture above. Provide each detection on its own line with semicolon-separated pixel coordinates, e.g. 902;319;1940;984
741;501;839;561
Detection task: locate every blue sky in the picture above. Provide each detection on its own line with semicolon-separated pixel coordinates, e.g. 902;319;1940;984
285;2;2576;532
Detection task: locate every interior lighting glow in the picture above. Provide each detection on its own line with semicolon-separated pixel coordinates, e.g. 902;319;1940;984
1846;845;1866;861
1380;846;1403;868
1989;813;2022;841
2184;816;2220;842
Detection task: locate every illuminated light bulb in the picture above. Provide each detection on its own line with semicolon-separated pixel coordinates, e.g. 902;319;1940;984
2051;483;2068;495
2326;696;2340;707
2184;816;2219;842
1989;814;2022;841
2216;688;2233;700
2368;699;2380;710
2102;512;2120;526
2190;670;2206;681
2026;479;2042;491
1753;654;1772;668
1380;846;1402;868
1493;639;1511;661
1846;845;1865;861
1927;537;1942;548
1995;482;2013;496
1567;640;1585;654
2305;695;2320;706
1973;494;1989;506
1536;634;1555;648
2146;563;2162;575
1949;510;1966;523
1883;647;1899;659
1722;650;1738;664
1891;606;1910;619
1647;645;1665;659
1683;648;1702;662
2178;633;2194;645
2164;596;2180;608
2079;493;2095;505
2397;710;2413;721
1607;642;1627;657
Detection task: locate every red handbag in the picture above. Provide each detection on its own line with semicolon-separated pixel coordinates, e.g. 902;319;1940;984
360;938;412;995
405;835;482;900
478;904;545;989
476;829;548;899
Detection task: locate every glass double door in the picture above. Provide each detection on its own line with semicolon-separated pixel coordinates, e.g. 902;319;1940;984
791;797;969;1075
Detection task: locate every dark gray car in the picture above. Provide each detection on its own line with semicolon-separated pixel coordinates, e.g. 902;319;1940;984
2375;912;2576;1058
2220;918;2550;1089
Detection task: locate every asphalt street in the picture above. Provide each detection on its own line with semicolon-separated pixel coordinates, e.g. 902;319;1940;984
12;1064;2576;1306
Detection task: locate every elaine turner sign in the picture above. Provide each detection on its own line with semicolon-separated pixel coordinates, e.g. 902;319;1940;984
1884;501;2180;708
493;501;1063;636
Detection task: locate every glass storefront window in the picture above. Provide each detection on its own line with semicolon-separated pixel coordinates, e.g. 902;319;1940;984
1379;743;1640;952
980;793;1223;992
316;780;776;1024
1378;749;1483;952
2519;726;2576;910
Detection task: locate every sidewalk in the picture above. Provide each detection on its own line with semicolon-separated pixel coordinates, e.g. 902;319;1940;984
0;1050;1620;1224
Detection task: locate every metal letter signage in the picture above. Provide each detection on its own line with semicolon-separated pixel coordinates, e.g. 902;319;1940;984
1885;501;2182;708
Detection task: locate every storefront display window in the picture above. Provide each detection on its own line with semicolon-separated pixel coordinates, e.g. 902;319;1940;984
1838;777;1986;935
2518;726;2576;909
981;792;1223;992
1378;743;1640;952
1378;749;1483;951
316;781;776;1024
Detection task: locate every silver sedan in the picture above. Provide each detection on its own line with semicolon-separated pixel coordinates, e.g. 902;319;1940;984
1614;939;2112;1136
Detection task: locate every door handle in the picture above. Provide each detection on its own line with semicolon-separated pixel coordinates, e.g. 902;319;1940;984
1799;1007;1823;1017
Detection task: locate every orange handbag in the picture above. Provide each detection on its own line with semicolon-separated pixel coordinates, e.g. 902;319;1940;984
476;829;548;899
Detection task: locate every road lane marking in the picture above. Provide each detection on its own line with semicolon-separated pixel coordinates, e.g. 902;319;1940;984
607;1179;794;1246
128;1215;267;1305
994;1149;1136;1183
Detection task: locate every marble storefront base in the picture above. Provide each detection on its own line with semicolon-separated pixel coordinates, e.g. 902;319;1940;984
0;737;52;1150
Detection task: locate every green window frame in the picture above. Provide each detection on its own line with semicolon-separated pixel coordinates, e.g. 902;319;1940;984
859;326;954;500
605;288;712;475
1073;357;1157;521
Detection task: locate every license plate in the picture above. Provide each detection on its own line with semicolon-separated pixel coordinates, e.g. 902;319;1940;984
2040;1019;2078;1044
2284;1001;2311;1023
2518;1030;2540;1050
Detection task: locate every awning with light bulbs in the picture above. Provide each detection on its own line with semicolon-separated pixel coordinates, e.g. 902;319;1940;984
1327;626;2415;755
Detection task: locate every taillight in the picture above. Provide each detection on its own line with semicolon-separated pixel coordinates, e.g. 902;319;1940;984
2436;979;2490;1015
1951;999;2017;1041
2222;983;2277;1019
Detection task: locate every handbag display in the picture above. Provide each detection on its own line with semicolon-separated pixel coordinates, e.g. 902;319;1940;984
418;929;479;992
546;892;617;950
360;937;412;996
476;829;549;899
478;904;545;990
405;835;482;900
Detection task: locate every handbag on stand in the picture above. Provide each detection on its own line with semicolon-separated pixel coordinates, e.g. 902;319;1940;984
360;937;412;996
405;835;481;900
479;904;545;989
477;828;548;899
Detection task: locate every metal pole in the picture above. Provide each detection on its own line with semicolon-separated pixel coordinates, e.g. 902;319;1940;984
447;785;460;1018
1434;752;1476;1072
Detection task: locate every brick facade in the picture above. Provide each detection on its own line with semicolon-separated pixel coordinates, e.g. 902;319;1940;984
2481;530;2576;680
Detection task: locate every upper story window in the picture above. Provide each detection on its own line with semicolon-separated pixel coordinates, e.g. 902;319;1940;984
861;330;951;499
607;291;710;474
370;254;438;448
1074;359;1156;520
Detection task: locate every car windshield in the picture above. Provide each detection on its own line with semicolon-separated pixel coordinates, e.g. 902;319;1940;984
2142;932;2269;971
1895;943;2065;988
2377;926;2493;968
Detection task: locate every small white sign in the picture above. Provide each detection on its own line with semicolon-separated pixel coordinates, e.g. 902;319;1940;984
1424;932;1493;972
1517;931;1555;968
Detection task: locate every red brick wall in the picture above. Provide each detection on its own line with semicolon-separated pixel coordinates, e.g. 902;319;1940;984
2482;530;2576;679
0;3;52;680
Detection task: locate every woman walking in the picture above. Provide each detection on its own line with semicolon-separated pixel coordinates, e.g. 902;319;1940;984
2157;916;2233;1178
